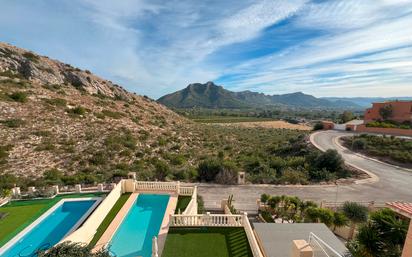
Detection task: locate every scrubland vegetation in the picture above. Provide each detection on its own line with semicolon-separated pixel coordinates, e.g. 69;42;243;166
342;134;412;167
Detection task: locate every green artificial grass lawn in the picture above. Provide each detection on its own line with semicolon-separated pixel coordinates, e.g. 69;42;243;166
89;193;131;247
162;227;253;257
175;196;191;214
0;192;106;247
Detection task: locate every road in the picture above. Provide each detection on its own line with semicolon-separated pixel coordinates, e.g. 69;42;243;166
197;130;412;212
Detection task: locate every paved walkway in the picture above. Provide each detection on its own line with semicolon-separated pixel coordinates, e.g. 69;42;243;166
197;130;412;213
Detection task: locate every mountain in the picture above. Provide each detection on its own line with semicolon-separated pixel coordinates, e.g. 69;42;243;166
158;82;360;109
323;97;412;108
0;42;194;179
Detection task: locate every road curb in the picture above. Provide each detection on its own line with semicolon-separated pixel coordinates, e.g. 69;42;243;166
310;131;379;184
335;135;412;173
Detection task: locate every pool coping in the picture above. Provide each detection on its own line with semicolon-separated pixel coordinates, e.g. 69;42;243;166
0;197;102;255
158;194;178;256
93;193;139;251
93;192;177;254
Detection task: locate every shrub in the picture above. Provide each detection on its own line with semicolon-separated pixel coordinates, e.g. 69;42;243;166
215;161;238;184
308;149;344;173
38;242;110;257
313;122;324;131
8;91;28;102
0;118;25;128
352;139;366;150
153;159;171;181
22;51;39;62
101;110;123;119
67;106;86;115
43;98;67;107
197;158;223;182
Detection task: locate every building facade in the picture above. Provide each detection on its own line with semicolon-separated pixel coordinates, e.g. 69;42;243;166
364;101;412;123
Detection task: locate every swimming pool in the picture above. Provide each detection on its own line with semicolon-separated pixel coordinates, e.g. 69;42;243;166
0;198;99;257
110;194;170;257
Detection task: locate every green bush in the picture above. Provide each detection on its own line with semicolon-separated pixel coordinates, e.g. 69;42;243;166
0;118;25;128
352;139;366;150
43;98;67;107
67;106;86;115
101;109;123;119
8;91;28;102
197;158;223;182
313;122;324;131
38;242;110;257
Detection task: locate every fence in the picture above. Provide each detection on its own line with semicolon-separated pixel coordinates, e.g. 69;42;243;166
170;212;264;257
135;181;178;192
320;201;386;211
182;186;197;215
308;233;344;257
170;213;243;227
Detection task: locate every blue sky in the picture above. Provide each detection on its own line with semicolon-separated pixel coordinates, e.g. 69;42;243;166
1;0;412;98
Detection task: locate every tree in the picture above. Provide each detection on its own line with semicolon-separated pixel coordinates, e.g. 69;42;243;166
197;158;222;182
342;202;369;239
38;242;110;257
308;149;345;180
349;208;408;257
153;159;170;181
313;122;324;131
379;104;393;120
0;188;12;198
340;111;355;123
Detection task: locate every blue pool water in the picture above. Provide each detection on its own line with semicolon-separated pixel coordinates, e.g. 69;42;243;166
1;200;96;257
110;194;170;257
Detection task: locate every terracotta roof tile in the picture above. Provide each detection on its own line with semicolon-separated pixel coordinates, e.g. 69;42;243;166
386;202;412;218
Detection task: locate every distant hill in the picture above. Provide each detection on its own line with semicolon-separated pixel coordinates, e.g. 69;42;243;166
158;82;359;109
323;97;412;108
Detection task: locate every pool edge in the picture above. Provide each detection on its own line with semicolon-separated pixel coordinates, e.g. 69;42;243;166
0;197;102;255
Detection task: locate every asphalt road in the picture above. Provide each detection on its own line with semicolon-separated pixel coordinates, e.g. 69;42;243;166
197;130;412;212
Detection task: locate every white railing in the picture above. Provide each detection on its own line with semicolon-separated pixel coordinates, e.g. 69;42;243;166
0;197;10;207
171;212;264;257
308;232;344;257
170;213;243;227
135;181;178;192
182;186;197;215
179;186;194;196
242;212;264;257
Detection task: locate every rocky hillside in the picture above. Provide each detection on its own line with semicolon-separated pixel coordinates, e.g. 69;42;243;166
158;82;359;109
0;42;194;180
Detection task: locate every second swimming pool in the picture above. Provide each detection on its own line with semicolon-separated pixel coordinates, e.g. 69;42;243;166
110;194;170;257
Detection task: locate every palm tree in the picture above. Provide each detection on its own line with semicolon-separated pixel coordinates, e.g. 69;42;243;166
332;211;348;231
342;201;368;239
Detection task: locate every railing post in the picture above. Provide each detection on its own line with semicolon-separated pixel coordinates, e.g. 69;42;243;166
28;186;36;194
206;212;211;226
243;212;248;226
11;187;20;198
75;184;82;193
52;185;59;194
177;181;180;195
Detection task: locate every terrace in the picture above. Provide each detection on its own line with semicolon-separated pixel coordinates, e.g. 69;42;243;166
0;176;346;257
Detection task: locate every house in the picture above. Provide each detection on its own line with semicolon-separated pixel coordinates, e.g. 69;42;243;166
364;101;412;123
